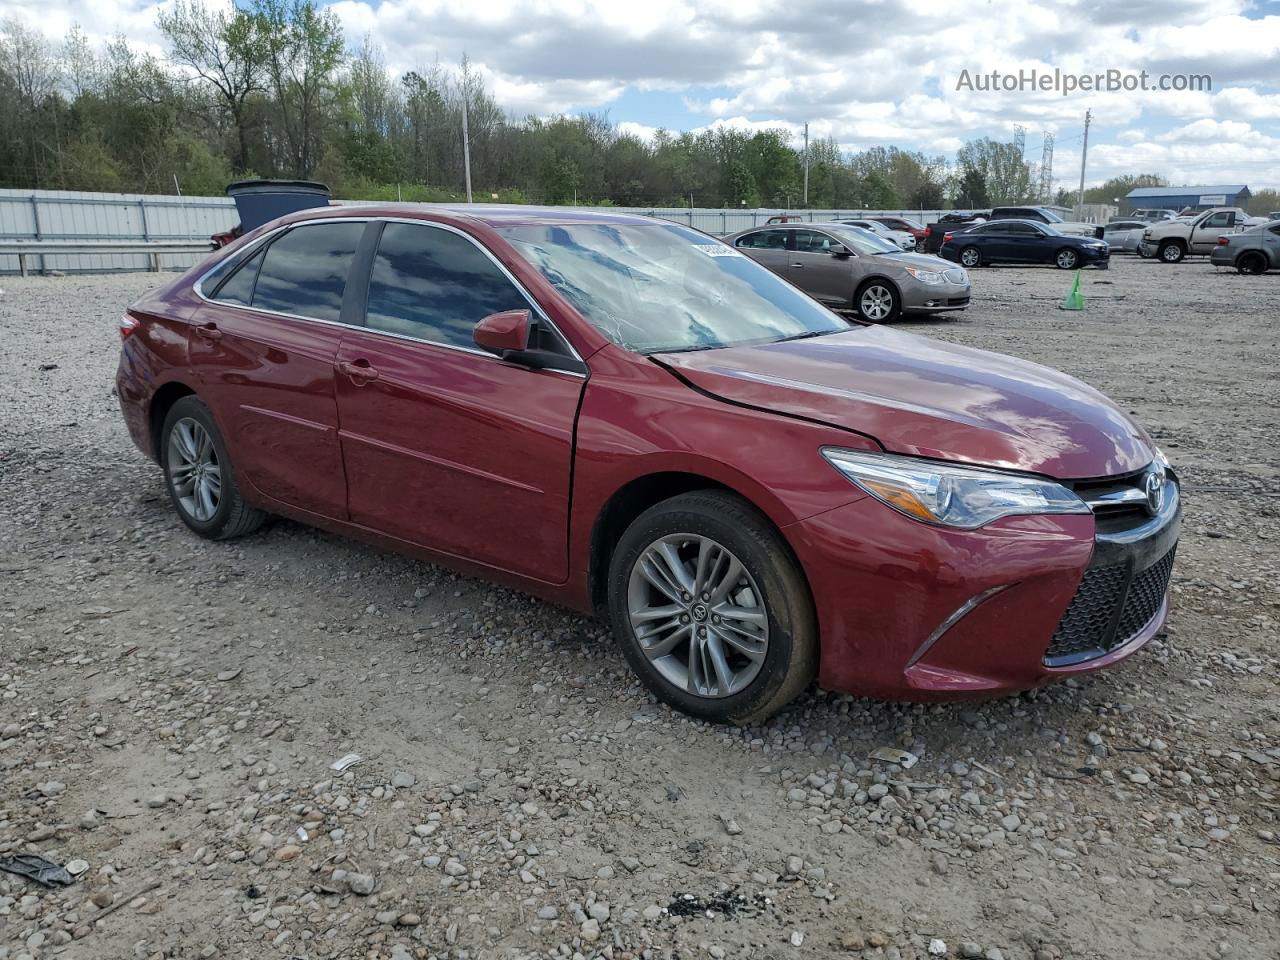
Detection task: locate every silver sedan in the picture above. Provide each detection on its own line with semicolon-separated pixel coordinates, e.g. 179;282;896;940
724;223;971;323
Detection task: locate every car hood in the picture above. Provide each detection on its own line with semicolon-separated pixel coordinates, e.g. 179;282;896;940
1052;221;1101;236
870;251;960;272
655;327;1153;479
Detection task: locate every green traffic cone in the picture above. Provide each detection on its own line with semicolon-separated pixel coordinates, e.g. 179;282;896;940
1060;270;1085;311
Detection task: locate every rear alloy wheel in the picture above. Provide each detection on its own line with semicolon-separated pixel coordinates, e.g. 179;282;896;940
1237;252;1267;275
1055;248;1079;270
959;246;981;268
607;492;817;724
161;396;265;540
1159;241;1185;263
856;281;901;323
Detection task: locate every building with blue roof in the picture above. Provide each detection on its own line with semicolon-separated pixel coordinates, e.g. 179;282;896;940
1124;185;1251;214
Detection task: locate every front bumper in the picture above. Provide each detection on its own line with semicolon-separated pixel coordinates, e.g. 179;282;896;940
1138;240;1159;257
788;474;1180;701
902;284;971;313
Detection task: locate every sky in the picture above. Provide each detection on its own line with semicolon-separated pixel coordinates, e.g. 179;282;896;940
9;0;1280;191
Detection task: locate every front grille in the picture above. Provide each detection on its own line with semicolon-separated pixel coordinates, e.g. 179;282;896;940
1044;546;1176;666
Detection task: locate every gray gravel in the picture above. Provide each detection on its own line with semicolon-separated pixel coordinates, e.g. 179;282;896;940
1;256;1278;960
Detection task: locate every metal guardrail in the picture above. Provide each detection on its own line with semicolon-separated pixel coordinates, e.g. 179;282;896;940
0;239;214;276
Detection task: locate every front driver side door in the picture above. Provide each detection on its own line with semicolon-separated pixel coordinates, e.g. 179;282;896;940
1191;212;1232;254
788;229;855;306
333;220;586;583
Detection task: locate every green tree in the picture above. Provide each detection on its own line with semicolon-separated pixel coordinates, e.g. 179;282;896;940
253;0;344;176
158;0;265;173
955;168;989;208
957;137;1031;204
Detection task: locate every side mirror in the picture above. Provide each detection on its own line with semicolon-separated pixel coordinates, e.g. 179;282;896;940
829;243;851;258
474;309;531;356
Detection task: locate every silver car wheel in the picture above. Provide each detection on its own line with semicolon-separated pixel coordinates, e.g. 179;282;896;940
1057;250;1078;269
167;417;221;522
960;248;980;267
626;534;769;699
860;284;895;321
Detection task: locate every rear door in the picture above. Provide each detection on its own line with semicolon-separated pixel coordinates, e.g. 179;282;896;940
191;219;368;518
333;220;585;583
788;229;855;306
731;228;790;278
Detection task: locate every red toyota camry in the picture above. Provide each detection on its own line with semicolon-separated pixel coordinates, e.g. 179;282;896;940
116;205;1180;723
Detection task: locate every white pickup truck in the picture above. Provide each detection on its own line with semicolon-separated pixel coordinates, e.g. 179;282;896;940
1139;207;1251;262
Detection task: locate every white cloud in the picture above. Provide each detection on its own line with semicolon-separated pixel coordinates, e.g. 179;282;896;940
7;0;1279;189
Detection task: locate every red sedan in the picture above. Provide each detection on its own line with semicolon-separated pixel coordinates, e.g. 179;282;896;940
116;206;1180;723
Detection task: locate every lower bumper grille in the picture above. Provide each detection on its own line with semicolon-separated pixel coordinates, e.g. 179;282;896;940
1045;546;1176;667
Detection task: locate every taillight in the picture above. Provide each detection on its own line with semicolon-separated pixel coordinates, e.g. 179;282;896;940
924;225;932;237
1216;236;1229;245
119;313;140;340
943;232;954;243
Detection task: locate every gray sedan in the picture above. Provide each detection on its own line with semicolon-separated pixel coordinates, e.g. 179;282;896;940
724;223;970;322
1102;220;1151;256
1209;219;1280;274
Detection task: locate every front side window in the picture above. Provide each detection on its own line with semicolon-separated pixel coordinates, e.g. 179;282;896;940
792;230;835;254
1202;212;1230;228
252;222;365;322
1005;222;1039;235
365;222;530;348
821;227;900;255
498;221;847;354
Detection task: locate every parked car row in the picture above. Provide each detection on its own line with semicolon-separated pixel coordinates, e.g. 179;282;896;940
124;199;1180;723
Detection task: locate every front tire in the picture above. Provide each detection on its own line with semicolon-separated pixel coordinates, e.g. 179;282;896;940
160;396;265;540
855;280;901;323
606;491;817;725
1159;241;1185;263
1055;248;1079;270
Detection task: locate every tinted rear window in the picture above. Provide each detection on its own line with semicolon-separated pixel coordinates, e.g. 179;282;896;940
252;222;365;321
212;247;264;305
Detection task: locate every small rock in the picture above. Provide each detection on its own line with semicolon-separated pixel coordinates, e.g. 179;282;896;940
581;918;601;942
929;939;947;956
345;872;375;895
391;770;416;789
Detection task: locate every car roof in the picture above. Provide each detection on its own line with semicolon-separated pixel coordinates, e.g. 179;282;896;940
283;202;662;229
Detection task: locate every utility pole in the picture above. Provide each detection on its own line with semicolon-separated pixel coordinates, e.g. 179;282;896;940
803;122;809;207
1077;109;1091;208
461;92;474;203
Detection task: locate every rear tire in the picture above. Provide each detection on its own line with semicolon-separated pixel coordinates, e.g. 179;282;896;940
606;491;817;725
1237;252;1267;275
1158;241;1185;263
959;246;981;268
160;396;265;541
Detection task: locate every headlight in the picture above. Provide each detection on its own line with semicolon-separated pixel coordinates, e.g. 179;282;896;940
904;266;945;283
821;448;1090;529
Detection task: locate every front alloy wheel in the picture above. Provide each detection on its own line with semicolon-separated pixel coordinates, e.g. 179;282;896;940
607;491;817;724
857;283;899;322
1056;248;1079;270
627;534;768;698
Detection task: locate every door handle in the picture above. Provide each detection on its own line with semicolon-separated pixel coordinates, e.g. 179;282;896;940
337;359;380;384
194;323;222;340
791;262;804;268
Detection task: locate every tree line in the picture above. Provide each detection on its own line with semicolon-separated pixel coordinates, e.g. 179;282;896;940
2;8;1275;215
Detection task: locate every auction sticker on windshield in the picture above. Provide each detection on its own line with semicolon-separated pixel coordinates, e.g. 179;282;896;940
694;244;743;257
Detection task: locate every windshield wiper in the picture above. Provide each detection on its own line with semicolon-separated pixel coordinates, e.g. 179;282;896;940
776;330;834;343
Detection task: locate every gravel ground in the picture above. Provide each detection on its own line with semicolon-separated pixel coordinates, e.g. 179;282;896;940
1;255;1278;960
